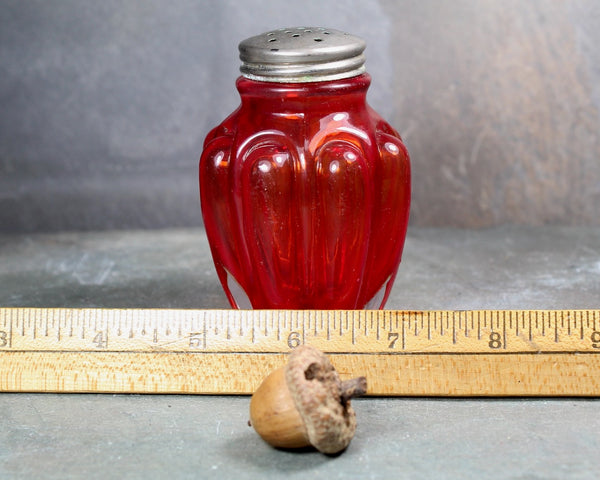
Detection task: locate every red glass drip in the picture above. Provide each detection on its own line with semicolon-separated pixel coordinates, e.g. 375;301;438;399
199;74;410;309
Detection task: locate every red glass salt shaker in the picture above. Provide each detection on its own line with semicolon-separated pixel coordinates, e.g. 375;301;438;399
199;27;410;309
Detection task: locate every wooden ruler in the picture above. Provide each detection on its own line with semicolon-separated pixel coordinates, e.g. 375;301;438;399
1;308;599;396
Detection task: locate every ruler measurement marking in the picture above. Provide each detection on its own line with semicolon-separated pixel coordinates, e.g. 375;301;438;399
7;309;14;348
331;313;336;338
452;313;457;344
440;312;444;336
541;311;545;336
130;309;136;339
401;315;406;350
16;309;22;337
415;313;419;337
4;309;600;395
587;310;592;330
503;313;507;349
83;309;89;340
213;315;220;336
276;314;281;342
302;314;306;346
204;316;208;349
227;312;232;340
141;311;147;337
512;311;517;337
427;311;432;340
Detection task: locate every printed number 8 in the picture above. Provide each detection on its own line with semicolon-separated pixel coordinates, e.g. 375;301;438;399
488;332;502;349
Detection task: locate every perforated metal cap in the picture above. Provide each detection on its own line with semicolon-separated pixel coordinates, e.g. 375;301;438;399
238;27;366;83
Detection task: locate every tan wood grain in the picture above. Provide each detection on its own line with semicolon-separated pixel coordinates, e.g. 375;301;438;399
2;351;599;396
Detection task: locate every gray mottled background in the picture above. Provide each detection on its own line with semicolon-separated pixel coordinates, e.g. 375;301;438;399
1;0;600;232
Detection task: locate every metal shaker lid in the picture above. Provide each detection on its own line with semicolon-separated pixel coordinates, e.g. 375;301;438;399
238;27;366;83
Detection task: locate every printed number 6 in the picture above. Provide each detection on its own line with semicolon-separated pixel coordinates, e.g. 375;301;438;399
287;331;301;349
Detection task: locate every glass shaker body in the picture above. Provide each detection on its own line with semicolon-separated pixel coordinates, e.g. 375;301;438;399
199;28;410;309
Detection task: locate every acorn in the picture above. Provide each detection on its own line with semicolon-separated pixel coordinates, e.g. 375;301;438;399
249;344;367;454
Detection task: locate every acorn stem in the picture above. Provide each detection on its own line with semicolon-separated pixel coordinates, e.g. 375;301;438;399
340;376;367;404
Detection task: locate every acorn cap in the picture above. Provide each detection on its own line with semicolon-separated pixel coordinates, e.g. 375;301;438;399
284;345;366;454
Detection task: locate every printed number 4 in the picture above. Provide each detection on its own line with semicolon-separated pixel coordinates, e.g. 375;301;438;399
93;332;107;349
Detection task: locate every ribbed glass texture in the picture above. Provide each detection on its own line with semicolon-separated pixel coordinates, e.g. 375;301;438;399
199;74;410;309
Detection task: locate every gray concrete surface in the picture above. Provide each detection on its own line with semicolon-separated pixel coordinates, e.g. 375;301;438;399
1;226;599;479
1;395;598;480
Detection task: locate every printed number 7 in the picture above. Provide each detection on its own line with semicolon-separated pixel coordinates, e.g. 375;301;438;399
388;332;399;349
